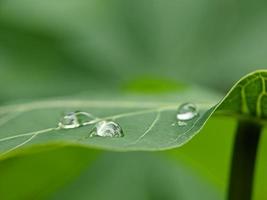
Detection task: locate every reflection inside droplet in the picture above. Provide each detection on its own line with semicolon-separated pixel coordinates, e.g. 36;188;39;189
90;121;124;138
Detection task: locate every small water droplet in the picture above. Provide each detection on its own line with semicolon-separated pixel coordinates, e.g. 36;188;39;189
90;121;124;138
176;103;199;123
58;111;95;129
172;121;187;127
178;121;187;126
59;112;80;129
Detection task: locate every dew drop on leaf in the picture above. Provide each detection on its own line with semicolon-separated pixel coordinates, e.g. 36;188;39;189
58;111;96;129
58;112;81;129
177;121;187;126
176;103;199;126
90;121;124;138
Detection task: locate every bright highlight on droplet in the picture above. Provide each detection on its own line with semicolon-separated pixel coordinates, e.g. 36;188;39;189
90;121;124;138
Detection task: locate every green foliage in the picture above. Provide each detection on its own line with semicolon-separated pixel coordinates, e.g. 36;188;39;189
1;1;267;200
1;0;267;102
0;71;266;157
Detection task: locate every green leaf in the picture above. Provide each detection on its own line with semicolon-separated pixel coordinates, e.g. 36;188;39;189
218;70;267;120
0;70;266;158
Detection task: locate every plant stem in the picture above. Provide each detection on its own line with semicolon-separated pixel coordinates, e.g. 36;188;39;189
227;121;262;200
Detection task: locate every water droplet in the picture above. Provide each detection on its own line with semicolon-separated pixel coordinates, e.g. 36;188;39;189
178;121;187;126
172;121;187;127
90;121;124;138
176;103;199;122
58;111;95;129
58;112;80;129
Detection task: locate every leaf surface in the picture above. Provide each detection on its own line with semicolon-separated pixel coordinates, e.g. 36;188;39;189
0;70;266;157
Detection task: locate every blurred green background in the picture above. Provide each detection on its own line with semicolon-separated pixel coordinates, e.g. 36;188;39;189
0;0;267;200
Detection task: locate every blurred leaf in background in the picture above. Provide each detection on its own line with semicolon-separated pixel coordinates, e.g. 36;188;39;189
1;0;267;101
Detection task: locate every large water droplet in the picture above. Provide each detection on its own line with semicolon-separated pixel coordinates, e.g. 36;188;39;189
176;103;199;124
58;111;95;129
90;121;124;138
